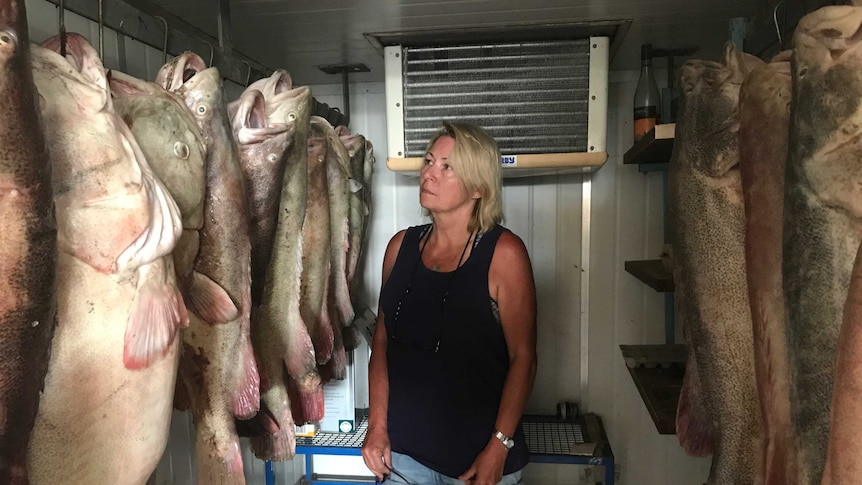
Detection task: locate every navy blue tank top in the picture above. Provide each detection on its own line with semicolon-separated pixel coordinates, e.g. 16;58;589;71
381;223;529;478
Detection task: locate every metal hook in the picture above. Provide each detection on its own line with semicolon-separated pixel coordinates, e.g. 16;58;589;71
97;0;104;59
154;15;168;64
58;0;66;57
203;40;214;67
241;60;251;87
773;2;785;46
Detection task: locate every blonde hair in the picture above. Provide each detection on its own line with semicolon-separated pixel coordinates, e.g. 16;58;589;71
425;122;503;233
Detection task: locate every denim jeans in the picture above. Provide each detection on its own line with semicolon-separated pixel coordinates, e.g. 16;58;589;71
381;451;523;485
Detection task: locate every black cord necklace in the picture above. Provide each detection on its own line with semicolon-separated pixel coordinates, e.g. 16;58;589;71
420;225;475;273
390;225;476;352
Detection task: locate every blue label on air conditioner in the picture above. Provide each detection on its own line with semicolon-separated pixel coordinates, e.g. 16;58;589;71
501;155;517;166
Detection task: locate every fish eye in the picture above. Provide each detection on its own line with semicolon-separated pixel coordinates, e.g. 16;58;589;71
196;104;207;115
173;141;190;159
267;153;278;163
798;67;807;78
288;111;297;121
0;30;17;48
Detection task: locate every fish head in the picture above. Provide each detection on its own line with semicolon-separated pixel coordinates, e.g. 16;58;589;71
245;68;292;100
38;33;109;112
154;52;208;93
42;33;106;92
174;66;226;139
116;92;207;230
233;88;295;168
266;85;311;130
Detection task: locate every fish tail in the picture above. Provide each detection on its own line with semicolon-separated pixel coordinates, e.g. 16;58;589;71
676;351;715;457
249;409;296;462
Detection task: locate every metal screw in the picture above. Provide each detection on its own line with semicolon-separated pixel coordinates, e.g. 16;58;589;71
593;43;597;48
396;102;401;107
591;95;596;100
590;146;595;151
398;151;403;156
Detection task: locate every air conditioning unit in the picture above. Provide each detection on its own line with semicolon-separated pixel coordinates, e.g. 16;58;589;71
384;37;609;177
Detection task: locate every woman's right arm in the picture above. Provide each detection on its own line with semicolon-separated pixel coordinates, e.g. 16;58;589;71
361;230;406;480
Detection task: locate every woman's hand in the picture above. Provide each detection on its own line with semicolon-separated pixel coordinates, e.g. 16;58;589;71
361;426;392;481
457;437;508;485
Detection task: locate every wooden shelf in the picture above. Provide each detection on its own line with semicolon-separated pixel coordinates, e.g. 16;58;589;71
387;151;608;178
623;124;675;165
624;259;674;292
620;344;687;435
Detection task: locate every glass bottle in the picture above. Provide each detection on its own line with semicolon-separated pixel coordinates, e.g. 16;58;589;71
633;43;661;142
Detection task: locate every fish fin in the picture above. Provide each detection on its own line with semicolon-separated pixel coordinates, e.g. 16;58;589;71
114;119;183;273
233;339;261;419
288;373;325;424
348;179;363;194
236;401;281;438
249;405;296;461
186;271;240;323
319;344;347;383
676;355;715;457
124;257;188;370
342;324;361;352
312;311;335;365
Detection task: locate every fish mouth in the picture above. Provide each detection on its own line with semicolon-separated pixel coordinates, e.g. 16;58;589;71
155;52;207;92
265;69;292;97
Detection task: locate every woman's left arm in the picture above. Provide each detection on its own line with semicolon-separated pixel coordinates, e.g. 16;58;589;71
459;230;537;485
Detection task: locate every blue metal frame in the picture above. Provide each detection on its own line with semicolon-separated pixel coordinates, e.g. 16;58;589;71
286;410;615;485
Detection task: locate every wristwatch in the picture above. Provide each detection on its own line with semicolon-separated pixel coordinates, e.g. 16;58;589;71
493;430;515;450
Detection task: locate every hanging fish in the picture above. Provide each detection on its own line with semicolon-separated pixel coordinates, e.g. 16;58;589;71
0;0;56;481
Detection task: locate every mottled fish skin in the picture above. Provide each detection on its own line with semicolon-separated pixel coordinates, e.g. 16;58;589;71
824;226;862;485
339;132;367;298
0;1;56;482
669;43;764;485
158;53;258;484
738;51;798;485
318;119;353;381
338;132;368;352
251;83;318;459
786;8;862;484
27;34;184;485
300;121;334;367
231;88;294;306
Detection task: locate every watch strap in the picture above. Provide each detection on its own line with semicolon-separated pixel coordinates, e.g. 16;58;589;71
493;430;515;449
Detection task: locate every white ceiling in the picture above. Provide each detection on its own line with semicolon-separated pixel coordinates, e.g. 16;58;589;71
149;0;766;86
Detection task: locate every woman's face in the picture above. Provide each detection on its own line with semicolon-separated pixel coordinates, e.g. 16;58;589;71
419;136;477;215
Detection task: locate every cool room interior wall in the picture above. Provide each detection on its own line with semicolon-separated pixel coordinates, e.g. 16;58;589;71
23;0;714;480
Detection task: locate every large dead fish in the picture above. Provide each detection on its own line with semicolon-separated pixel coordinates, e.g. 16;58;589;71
318;119;354;381
109;71;207;321
230;88;294;306
785;7;862;484
0;1;56;482
669;43;764;484
738;51;797;485
27;34;184;484
249;82;319;459
301;119;334;367
157;52;258;484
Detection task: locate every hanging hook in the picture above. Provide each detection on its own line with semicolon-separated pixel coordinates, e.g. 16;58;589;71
154;16;168;64
97;0;104;59
773;2;785;47
203;40;214;67
241;60;251;87
58;0;67;57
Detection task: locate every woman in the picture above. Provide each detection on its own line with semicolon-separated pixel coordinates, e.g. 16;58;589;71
361;122;538;485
